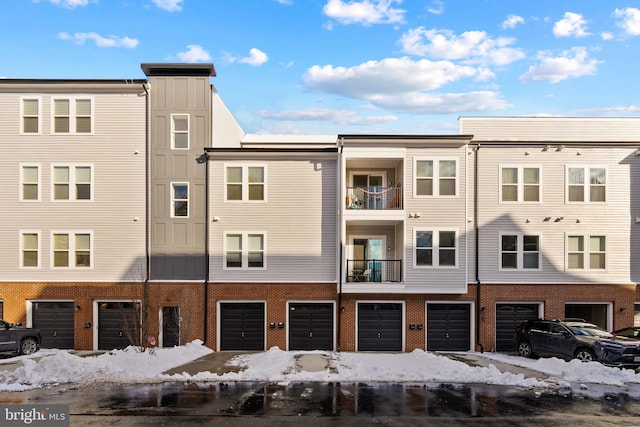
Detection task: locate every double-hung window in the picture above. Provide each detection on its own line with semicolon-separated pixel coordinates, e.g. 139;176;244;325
225;165;266;201
171;183;189;217
225;233;265;269
567;166;606;202
21;164;40;201
52;165;92;201
501;166;540;202
500;234;540;269
171;114;189;149
20;232;40;268
53;98;93;134
415;159;457;197
52;232;92;268
21;98;40;133
415;229;457;267
567;235;606;270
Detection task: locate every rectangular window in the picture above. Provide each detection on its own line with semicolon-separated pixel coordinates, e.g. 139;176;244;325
500;234;540;270
21;165;39;201
53;97;93;134
171;183;189;217
225;232;266;269
415;159;457;197
225;165;266;201
568;167;606;202
52;232;92;268
501;166;540;202
52;165;92;201
171;114;189;149
21;232;39;268
568;235;605;270
415;229;457;267
22;98;40;133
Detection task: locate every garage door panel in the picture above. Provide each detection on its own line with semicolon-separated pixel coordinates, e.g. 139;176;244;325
495;304;539;352
220;303;265;351
427;304;471;352
358;303;402;352
289;303;333;351
98;302;140;350
32;302;75;349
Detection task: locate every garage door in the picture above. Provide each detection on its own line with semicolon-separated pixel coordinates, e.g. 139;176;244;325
32;301;75;349
358;303;402;351
495;304;539;352
98;302;141;350
289;303;334;351
219;302;265;351
427;304;471;351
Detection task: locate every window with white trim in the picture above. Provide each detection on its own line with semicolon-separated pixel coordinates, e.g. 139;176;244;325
52;165;92;201
415;159;457;196
21;165;40;201
567;235;605;270
171;182;189;217
53;98;93;134
500;233;540;269
20;232;40;268
225;165;265;201
171;114;189;149
224;233;265;269
52;232;92;268
21;98;40;133
415;229;457;267
501;166;540;202
567;166;606;202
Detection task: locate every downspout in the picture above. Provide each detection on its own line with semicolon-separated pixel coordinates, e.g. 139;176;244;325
142;82;151;343
203;150;210;345
474;144;483;353
337;137;344;352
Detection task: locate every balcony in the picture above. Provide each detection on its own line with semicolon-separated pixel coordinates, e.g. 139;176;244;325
346;185;402;210
346;259;402;283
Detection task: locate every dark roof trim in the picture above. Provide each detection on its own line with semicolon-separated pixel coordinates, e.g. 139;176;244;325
205;147;338;153
339;134;473;140
141;63;216;77
0;79;147;84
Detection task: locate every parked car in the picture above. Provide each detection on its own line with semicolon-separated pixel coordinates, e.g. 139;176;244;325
0;319;42;356
514;319;640;369
613;327;640;340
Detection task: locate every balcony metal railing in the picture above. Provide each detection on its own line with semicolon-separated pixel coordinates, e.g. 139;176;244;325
346;259;402;283
346;186;402;210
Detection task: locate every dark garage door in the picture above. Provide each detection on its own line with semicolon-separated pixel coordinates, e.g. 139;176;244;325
219;302;265;351
427;304;471;351
98;302;141;350
289;303;334;351
358;303;402;351
495;304;539;352
32;301;75;349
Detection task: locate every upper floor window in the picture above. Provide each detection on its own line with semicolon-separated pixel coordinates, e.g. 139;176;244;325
171;114;189;149
501;167;540;202
415;229;457;267
415;159;457;197
53;98;92;134
225;165;265;201
225;233;265;269
500;233;540;270
21;165;40;201
52;232;92;268
20;232;40;268
171;182;189;217
567;235;606;270
52;165;92;201
21;98;40;133
567;166;606;202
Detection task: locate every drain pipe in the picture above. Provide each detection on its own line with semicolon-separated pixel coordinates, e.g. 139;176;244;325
203;151;210;345
474;144;483;353
337;137;344;352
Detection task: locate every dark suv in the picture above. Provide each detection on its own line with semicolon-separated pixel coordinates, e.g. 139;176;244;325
514;319;640;369
0;319;42;356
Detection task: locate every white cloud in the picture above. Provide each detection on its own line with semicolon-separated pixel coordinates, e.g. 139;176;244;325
369;91;511;114
553;12;589;38
519;47;601;83
274;0;293;4
239;48;269;66
58;32;139;48
601;32;614;41
152;0;183;12
323;0;405;26
48;0;90;8
176;45;211;62
399;28;525;66
502;14;524;30
427;0;443;15
576;105;640;115
256;108;398;125
614;8;640;36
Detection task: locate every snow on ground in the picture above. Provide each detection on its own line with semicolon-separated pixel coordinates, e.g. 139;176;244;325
1;340;639;392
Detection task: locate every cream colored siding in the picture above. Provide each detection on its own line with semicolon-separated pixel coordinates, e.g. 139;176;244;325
210;157;337;282
0;88;147;281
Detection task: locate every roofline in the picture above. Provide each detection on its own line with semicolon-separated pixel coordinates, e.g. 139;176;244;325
0;79;147;84
338;134;473;140
205;147;338;154
141;63;216;77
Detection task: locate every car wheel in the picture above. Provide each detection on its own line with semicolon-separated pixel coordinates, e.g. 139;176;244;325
574;348;595;362
517;340;534;358
19;337;38;355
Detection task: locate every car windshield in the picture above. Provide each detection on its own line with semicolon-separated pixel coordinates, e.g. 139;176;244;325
569;324;613;338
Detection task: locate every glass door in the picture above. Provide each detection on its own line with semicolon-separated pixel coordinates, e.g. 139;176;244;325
352;237;385;282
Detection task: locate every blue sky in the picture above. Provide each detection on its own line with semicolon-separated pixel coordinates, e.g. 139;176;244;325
4;1;640;135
